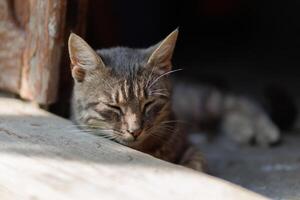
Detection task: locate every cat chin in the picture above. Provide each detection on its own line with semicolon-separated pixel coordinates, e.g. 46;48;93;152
114;135;134;145
117;132;148;146
116;137;144;147
115;139;135;146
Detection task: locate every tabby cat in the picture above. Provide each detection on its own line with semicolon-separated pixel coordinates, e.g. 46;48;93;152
68;30;204;171
68;29;280;172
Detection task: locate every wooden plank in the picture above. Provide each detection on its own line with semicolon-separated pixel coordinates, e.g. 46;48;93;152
0;95;268;200
20;0;67;104
0;0;67;104
0;0;25;93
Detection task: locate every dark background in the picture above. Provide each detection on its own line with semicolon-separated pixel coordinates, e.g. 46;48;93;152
52;0;300;128
86;0;300;95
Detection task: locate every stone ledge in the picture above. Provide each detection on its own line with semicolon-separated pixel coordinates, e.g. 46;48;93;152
0;96;268;200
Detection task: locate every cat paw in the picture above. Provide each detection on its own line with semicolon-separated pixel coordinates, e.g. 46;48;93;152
254;114;280;146
222;112;255;144
221;111;280;146
222;96;281;146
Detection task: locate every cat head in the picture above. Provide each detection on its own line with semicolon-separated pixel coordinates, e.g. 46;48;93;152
68;29;178;146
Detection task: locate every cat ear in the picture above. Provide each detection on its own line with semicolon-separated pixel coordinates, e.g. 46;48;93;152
68;33;106;82
146;28;178;75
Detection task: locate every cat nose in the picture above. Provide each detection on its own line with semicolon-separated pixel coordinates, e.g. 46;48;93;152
128;128;142;139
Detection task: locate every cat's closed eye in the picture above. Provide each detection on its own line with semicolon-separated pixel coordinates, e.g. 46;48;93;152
95;109;120;121
143;100;155;113
94;104;122;121
144;100;165;117
106;104;123;115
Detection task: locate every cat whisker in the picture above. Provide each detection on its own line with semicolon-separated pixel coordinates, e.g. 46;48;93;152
157;124;176;132
64;128;91;131
68;124;109;129
66;130;94;134
66;126;124;136
51;125;87;130
160;127;174;133
65;124;90;127
160;120;188;125
91;128;123;135
149;92;169;97
148;68;183;89
150;89;169;93
149;132;168;142
145;65;157;88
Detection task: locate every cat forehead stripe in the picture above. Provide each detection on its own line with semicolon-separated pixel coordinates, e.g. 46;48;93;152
124;79;129;99
118;87;125;103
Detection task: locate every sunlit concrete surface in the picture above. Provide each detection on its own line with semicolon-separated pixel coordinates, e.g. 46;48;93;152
0;94;266;200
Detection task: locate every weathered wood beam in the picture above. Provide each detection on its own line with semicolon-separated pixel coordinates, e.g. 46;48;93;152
0;0;25;93
0;0;67;103
0;95;268;200
20;0;67;104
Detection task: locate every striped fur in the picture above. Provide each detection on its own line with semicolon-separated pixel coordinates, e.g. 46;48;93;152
68;31;204;171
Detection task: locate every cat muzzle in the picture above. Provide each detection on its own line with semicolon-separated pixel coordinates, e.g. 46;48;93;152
128;129;142;139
